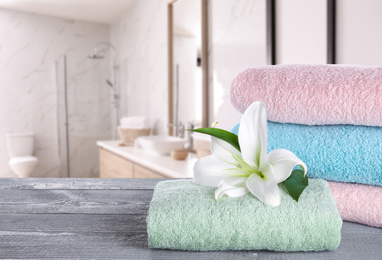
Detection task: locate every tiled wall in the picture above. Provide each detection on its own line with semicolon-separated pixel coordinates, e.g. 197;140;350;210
0;9;109;177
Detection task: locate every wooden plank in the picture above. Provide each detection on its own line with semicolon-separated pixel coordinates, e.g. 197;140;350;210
134;164;166;178
0;221;380;259
0;178;168;190
0;179;381;259
0;244;259;259
0;212;258;259
0;214;147;233
0;189;152;214
100;148;134;178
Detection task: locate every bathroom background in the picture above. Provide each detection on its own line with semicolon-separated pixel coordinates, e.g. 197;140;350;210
0;0;381;178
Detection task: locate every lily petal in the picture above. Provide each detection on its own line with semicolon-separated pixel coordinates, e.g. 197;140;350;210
265;149;308;183
193;155;247;187
215;180;249;201
210;136;242;164
238;102;268;169
246;165;281;206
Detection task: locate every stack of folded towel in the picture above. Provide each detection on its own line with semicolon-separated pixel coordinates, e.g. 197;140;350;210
230;64;382;228
147;66;353;252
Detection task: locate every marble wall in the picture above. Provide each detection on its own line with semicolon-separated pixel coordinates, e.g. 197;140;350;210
0;9;109;177
110;0;169;136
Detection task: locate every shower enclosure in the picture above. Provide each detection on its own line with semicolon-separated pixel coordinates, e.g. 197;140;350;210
56;53;114;178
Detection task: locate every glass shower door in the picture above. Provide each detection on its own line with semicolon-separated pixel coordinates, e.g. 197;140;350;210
56;54;112;178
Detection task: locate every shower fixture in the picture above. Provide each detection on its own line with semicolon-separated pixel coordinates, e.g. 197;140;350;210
89;42;115;60
89;42;120;139
106;79;114;88
88;54;104;59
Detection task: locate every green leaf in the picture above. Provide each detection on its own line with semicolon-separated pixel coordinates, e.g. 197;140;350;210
283;169;309;202
188;128;241;152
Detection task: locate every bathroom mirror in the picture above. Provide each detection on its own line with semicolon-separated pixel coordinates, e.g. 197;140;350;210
168;0;208;135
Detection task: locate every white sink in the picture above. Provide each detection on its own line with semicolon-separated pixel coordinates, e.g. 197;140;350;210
136;136;187;156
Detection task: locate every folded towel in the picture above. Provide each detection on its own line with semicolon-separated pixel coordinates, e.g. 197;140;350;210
120;116;150;129
231;122;382;186
230;64;382;126
328;181;382;228
147;180;342;251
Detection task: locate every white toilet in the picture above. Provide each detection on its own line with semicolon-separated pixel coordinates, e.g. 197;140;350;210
6;133;39;178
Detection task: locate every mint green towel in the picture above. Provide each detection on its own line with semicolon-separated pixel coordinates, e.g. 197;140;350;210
147;179;342;251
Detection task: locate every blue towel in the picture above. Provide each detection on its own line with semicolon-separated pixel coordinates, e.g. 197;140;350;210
231;122;382;187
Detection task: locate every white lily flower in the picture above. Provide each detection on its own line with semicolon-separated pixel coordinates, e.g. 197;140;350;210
193;102;307;207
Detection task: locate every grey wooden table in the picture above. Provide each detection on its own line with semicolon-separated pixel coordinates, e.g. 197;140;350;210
0;178;381;259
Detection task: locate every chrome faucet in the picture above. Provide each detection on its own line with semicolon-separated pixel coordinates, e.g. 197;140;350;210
185;121;199;151
168;121;185;138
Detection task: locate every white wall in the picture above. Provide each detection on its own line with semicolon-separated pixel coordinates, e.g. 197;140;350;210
276;0;327;64
208;0;267;130
275;0;382;65
110;0;168;136
0;9;109;177
336;0;382;66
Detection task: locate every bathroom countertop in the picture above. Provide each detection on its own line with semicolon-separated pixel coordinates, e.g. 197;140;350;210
97;140;198;178
0;178;381;259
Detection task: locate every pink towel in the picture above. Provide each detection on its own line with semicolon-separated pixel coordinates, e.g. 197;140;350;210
328;181;382;228
230;64;382;126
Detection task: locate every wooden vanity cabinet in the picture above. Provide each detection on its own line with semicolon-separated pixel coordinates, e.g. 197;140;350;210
99;148;166;178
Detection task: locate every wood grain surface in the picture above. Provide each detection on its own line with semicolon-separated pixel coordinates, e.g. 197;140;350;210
0;178;381;259
133;164;166;178
100;148;134;178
